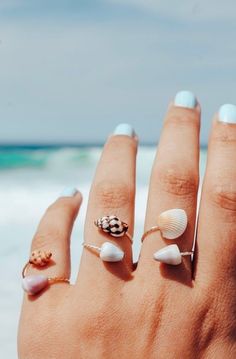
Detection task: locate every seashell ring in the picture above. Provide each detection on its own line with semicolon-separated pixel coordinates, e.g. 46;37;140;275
22;250;70;295
153;244;194;265
82;241;124;262
94;215;133;244
141;208;188;242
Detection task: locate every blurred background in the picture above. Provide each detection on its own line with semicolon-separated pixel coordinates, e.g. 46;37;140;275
1;0;235;357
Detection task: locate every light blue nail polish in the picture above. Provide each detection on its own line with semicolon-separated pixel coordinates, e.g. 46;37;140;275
218;104;236;124
174;91;197;109
60;187;78;198
113;123;135;137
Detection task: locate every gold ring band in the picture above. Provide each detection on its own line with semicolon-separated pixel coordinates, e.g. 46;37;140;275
22;261;69;284
141;226;160;242
22;250;70;295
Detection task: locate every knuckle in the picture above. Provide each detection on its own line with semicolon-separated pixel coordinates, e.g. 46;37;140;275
212;125;236;146
93;180;133;209
208;182;236;212
156;166;198;198
32;229;61;249
166;112;198;128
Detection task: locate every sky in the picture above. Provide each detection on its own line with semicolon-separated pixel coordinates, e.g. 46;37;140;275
0;0;236;145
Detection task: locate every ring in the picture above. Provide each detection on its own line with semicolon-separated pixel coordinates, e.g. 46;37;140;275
82;241;124;262
153;244;194;265
141;208;188;242
94;215;133;243
22;249;70;295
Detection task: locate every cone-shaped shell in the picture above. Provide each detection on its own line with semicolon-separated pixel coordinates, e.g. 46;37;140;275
153;244;182;265
22;275;49;295
157;209;187;239
100;242;124;262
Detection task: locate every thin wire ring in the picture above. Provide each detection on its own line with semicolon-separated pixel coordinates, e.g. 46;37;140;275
22;253;70;285
141;226;161;242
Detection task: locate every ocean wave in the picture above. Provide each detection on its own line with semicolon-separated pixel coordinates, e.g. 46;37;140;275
0;147;101;170
0;146;161;170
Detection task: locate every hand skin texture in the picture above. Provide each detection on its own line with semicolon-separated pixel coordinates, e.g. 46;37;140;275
18;99;236;359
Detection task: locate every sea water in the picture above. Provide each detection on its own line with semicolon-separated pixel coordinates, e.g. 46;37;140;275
0;146;207;358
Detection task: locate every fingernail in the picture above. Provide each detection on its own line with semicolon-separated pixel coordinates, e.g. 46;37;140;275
60;187;78;197
174;90;197;109
113;123;135;137
218;104;236;124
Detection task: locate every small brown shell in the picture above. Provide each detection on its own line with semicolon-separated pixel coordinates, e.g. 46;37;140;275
29;250;52;267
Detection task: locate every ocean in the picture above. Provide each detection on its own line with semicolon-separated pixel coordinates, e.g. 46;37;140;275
0;146;207;358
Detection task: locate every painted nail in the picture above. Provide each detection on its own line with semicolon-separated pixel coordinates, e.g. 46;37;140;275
174;91;197;109
218;104;236;124
60;187;78;198
113;123;135;137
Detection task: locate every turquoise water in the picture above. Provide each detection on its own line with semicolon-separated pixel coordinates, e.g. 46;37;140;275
0;147;93;169
0;146;207;172
0;146;207;358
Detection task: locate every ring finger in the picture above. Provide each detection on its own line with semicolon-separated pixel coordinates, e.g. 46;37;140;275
137;91;200;285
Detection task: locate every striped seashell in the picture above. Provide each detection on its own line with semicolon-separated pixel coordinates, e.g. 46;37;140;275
95;215;128;238
157;209;187;239
29;250;52;267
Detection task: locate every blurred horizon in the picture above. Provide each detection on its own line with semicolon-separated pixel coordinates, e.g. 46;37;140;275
0;142;208;148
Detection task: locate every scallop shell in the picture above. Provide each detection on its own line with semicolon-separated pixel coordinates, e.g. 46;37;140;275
157;209;187;239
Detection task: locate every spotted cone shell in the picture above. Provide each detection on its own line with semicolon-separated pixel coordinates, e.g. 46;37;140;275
157;209;187;239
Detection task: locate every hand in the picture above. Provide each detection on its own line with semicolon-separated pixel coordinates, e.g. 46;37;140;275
18;93;236;359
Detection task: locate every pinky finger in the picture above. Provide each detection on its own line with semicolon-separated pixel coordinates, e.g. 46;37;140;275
22;187;82;297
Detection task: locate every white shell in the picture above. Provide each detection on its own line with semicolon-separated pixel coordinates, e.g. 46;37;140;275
100;242;124;262
157;208;187;239
153;244;182;265
22;275;48;295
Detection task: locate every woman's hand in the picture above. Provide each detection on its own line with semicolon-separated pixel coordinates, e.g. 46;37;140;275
18;92;236;359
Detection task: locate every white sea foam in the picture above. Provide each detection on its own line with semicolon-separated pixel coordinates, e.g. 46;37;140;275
0;147;206;358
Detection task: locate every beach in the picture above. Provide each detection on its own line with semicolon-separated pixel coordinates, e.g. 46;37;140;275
0;146;207;358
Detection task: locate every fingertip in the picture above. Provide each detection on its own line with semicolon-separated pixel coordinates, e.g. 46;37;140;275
218;103;236;124
58;187;83;202
59;187;79;198
54;187;83;213
75;190;83;203
168;100;201;114
174;90;197;109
